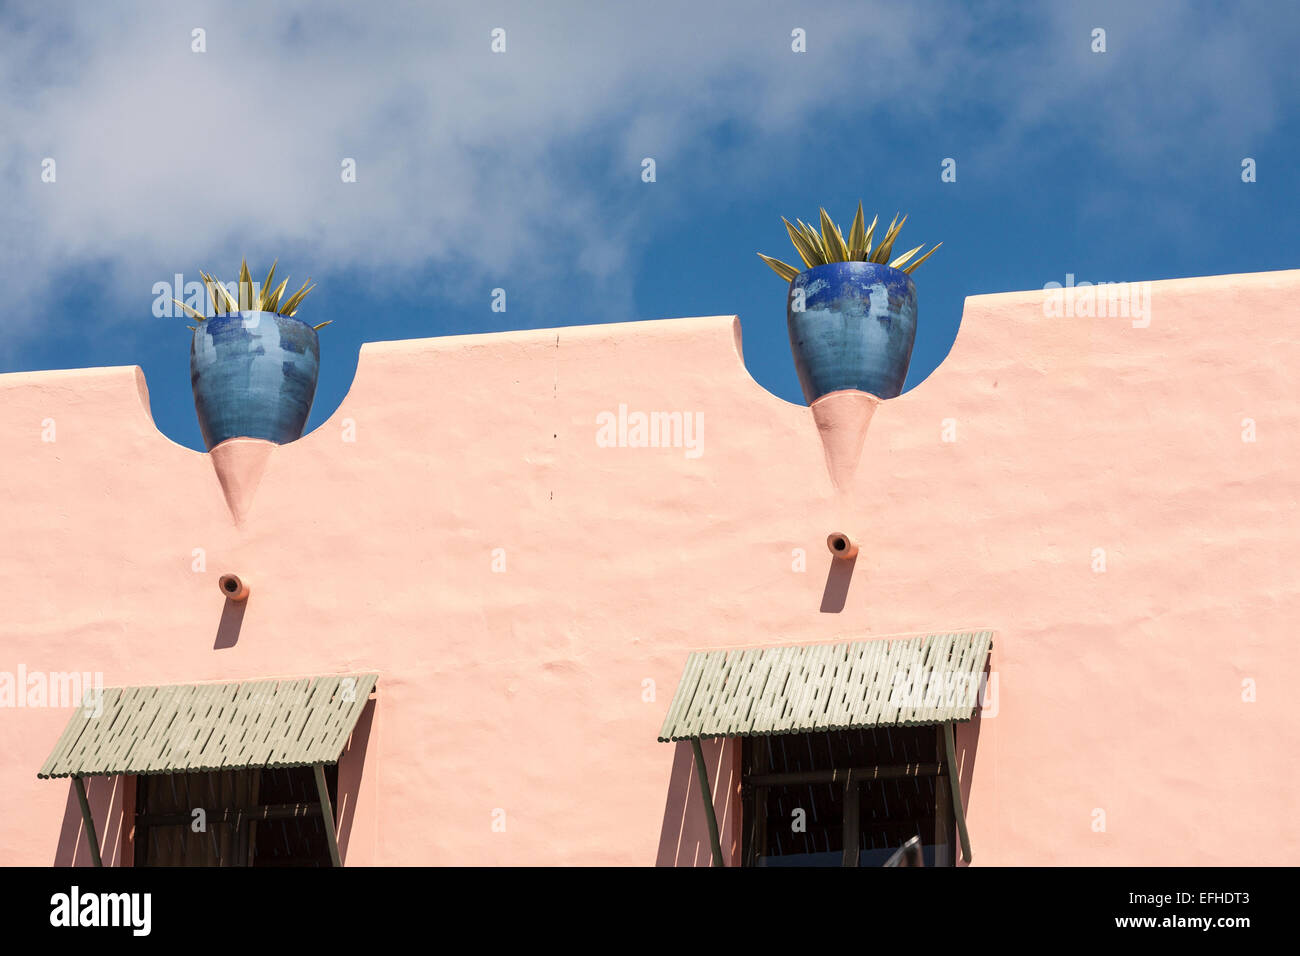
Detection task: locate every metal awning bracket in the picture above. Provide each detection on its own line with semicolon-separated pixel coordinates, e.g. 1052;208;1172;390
313;763;342;867
690;738;725;867
72;775;104;867
942;722;973;863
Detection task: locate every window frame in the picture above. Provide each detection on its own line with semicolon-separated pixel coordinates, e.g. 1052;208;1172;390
132;764;339;867
741;726;956;867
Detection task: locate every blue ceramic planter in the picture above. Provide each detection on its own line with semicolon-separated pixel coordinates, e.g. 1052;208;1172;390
191;311;320;450
787;261;917;403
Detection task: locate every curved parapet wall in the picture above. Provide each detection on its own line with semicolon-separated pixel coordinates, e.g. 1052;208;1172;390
0;269;1298;866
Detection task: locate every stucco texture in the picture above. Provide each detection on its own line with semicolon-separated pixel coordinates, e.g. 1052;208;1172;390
0;268;1297;865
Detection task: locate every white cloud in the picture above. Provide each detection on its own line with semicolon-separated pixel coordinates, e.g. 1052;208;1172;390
0;0;1294;355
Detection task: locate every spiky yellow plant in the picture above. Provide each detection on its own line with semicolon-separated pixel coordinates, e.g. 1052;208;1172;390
174;259;329;330
758;202;942;282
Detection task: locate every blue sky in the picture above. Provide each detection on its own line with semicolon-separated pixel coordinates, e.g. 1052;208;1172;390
2;0;1297;450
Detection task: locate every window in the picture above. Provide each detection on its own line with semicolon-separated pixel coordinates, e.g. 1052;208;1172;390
741;726;955;867
133;765;339;867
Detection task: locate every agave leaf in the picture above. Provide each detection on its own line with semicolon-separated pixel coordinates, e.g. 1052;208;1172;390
311;320;334;330
901;241;942;274
200;271;222;315
757;253;802;282
215;280;242;314
278;280;315;316
872;213;906;264
282;279;315;314
260;260;279;310
888;243;925;270
782;217;816;267
866;215;892;263
782;217;821;269
820;208;849;262
276;281;302;315
848;202;866;260
818;208;835;254
172;299;207;321
238;259;254;311
796;220;825;265
202;273;225;315
862;214;878;260
264;277;290;314
868;214;899;263
795;217;826;260
201;271;240;314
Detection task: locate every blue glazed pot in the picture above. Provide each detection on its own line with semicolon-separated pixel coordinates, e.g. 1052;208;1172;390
191;311;320;450
787;261;917;403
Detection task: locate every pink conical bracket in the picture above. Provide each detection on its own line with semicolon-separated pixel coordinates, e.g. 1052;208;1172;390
208;437;276;525
810;389;881;494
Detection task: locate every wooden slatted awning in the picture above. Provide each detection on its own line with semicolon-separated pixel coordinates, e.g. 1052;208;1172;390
38;674;377;779
658;632;992;742
660;633;992;867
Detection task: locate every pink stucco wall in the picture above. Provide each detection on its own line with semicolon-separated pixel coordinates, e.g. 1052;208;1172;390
1;268;1297;865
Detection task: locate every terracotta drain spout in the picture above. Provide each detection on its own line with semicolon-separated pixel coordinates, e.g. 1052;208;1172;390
218;574;249;601
826;532;859;559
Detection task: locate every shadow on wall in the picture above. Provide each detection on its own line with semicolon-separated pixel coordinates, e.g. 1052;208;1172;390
54;775;128;866
214;597;247;650
335;697;375;863
655;737;740;866
953;658;989;867
820;554;857;613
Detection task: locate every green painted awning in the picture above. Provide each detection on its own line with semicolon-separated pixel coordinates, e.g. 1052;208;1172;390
658;632;992;742
38;674;377;779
